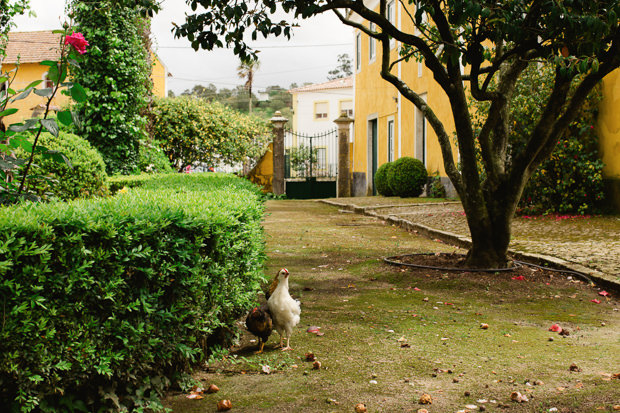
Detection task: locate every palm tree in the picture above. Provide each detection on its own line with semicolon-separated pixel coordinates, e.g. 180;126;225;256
237;58;260;114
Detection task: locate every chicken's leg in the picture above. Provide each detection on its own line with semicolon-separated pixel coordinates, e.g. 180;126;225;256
281;336;293;351
255;339;265;354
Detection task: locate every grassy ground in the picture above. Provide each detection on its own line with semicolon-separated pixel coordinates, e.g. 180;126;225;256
163;200;620;412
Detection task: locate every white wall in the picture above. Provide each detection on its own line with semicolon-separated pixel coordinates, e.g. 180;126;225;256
293;88;353;135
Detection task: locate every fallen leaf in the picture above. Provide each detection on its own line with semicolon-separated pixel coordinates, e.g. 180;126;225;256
591;299;601;304
480;323;489;330
419;393;433;404
307;326;321;334
414;287;421;291
313;360;322;370
401;343;411;348
599;291;610;297
354;403;368;413
305;352;316;361
510;391;528;403
569;363;581;372
186;393;203;400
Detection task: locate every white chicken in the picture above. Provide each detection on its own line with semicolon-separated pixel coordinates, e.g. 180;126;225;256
267;268;301;351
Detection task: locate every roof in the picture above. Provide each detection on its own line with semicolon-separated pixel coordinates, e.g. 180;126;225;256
289;76;353;94
2;31;62;64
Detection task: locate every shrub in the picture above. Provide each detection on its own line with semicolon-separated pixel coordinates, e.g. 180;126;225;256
18;131;108;201
387;157;428;197
374;162;394;196
137;140;173;174
152;97;271;172
427;172;447;198
0;173;265;411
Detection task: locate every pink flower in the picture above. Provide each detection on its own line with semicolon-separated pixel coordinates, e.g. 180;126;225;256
65;32;89;55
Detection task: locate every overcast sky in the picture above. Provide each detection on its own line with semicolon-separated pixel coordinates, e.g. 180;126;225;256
13;0;354;94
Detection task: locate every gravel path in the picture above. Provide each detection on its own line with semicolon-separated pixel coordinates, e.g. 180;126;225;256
327;199;620;282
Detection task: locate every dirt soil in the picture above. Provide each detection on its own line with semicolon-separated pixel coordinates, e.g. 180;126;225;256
163;200;620;413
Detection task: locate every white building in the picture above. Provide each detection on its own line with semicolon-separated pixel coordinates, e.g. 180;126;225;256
286;77;354;179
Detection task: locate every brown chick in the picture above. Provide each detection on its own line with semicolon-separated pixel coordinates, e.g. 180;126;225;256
245;303;273;354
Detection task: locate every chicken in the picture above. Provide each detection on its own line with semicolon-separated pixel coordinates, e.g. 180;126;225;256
245;303;272;354
267;268;301;351
244;270;281;353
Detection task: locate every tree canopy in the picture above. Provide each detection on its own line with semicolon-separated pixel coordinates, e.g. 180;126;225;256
175;0;620;268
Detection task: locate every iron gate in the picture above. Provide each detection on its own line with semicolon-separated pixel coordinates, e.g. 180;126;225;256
284;128;338;199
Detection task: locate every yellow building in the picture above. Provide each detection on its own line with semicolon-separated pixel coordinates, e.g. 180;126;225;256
597;69;620;209
351;3;620;206
351;2;458;196
0;30;170;124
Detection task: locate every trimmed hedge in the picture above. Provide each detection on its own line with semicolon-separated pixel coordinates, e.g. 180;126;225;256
0;173;265;411
374;162;394;196
387;157;428;197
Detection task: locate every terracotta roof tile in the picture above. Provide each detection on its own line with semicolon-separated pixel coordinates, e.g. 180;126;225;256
2;31;62;64
289;76;353;93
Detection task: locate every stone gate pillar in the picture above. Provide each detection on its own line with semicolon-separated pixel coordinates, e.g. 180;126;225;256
270;111;288;196
334;112;354;198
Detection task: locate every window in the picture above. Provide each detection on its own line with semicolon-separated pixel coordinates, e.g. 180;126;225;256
339;100;353;118
314;101;328;120
387;119;395;162
316;147;327;170
369;22;376;62
415;1;428;35
356;32;362;71
387;0;395;49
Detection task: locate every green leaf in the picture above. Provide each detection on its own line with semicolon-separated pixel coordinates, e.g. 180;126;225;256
47;64;60;83
71;83;88;102
41;150;73;168
8;118;39;132
40;60;57;67
25;79;44;89
40;118;59;137
52;29;66;34
11;87;34;101
0;108;18;117
71;111;82;130
34;88;54;97
57;110;73;126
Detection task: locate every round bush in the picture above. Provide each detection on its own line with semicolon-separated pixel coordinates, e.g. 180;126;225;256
374;162;394;196
387;157;428;197
27;132;108;200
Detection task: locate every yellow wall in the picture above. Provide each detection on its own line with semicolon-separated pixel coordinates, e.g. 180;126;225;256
2;54;167;125
353;3;458;195
1;62;70;124
598;68;620;180
151;53;168;98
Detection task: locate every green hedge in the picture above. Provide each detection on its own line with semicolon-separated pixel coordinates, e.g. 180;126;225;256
0;173;265;411
374;162;394;196
387;157;428;197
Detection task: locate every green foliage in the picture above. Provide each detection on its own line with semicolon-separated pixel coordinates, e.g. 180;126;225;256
137;140;173;174
0;173;266;411
387;157;428;198
288;144;317;178
427;172;447;198
0;0;29;58
70;1;152;174
374;161;394;196
17;131;108;201
152;97;271;171
471;64;606;215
